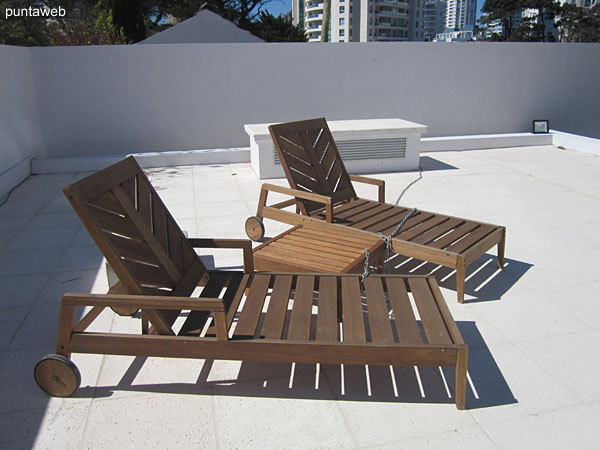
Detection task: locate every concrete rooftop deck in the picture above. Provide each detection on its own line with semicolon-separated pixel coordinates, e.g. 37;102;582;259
1;144;599;449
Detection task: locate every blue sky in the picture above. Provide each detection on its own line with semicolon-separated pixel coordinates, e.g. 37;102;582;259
264;0;293;17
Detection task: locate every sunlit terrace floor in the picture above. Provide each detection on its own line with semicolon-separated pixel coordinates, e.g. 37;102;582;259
1;144;600;449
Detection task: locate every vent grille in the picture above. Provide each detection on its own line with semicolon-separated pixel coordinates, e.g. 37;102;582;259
274;137;407;165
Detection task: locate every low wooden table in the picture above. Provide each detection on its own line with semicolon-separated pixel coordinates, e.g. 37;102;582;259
253;222;385;274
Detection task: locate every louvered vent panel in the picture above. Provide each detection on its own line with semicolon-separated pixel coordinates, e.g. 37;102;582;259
274;137;407;165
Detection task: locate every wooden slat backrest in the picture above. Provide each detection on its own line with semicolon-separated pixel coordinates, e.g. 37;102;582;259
269;118;358;216
63;156;209;299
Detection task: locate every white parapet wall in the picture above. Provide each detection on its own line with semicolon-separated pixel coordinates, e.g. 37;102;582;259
25;42;600;161
1;42;600;193
0;46;44;199
551;130;600;157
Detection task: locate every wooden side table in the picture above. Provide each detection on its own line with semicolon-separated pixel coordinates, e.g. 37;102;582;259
253;222;385;274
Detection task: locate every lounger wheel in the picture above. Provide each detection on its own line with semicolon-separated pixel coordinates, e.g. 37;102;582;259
34;354;81;397
111;306;139;316
245;216;265;241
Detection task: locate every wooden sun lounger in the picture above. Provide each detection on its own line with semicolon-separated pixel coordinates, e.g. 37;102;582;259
245;118;506;303
33;156;468;409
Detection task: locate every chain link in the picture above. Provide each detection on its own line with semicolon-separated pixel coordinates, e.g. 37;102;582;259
359;165;423;288
360;207;417;287
360;247;370;289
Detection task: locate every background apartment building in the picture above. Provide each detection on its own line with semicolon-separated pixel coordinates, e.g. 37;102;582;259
444;0;477;31
424;0;447;40
293;0;426;42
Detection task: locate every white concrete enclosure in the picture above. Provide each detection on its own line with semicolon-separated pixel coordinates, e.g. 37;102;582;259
245;118;427;178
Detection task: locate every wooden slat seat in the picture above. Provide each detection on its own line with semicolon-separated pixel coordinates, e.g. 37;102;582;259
37;156;468;409
311;199;502;262
251;118;507;303
222;272;458;349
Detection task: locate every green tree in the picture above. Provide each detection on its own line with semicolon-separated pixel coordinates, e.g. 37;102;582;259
321;0;330;42
1;0;292;45
156;0;271;30
480;0;560;41
0;0;48;45
45;0;128;45
521;0;560;41
480;0;524;40
109;0;146;42
556;2;584;41
557;3;600;42
250;11;307;41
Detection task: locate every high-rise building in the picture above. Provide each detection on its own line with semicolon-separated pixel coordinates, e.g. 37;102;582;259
424;0;447;41
292;0;305;28
293;0;426;42
444;0;477;32
560;0;595;7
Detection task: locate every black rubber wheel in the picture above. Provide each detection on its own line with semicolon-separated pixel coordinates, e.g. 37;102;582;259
111;306;139;316
34;354;81;397
245;216;265;241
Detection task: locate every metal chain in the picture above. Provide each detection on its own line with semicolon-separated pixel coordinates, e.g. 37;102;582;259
360;207;417;286
360;247;370;289
389;207;417;239
359;165;423;289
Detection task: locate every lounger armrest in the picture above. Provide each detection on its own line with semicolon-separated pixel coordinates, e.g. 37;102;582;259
188;238;254;273
62;293;229;340
261;183;334;222
349;174;385;203
62;292;226;312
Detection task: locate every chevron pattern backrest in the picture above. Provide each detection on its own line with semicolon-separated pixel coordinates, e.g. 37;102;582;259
63;156;209;298
269;118;358;216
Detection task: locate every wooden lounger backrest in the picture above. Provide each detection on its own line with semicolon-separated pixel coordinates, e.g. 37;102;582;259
269;118;357;216
63;156;209;298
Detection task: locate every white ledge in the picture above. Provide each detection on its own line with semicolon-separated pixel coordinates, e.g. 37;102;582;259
551;130;600;157
421;133;552;152
32;148;250;174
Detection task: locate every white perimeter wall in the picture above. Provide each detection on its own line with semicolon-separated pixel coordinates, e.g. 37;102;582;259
0;45;44;198
9;42;600;160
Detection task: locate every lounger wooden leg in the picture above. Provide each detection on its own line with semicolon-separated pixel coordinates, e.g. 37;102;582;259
456;256;466;304
256;186;268;219
141;311;149;334
56;304;76;358
455;345;468;410
497;229;506;269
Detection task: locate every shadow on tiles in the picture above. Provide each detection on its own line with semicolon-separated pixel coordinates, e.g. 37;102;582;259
419;156;459;172
72;322;515;410
387;253;533;303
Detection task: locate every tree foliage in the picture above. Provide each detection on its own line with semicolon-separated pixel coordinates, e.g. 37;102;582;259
480;0;600;42
0;0;49;45
556;3;600;42
480;0;522;40
249;11;307;42
46;0;129;45
1;0;306;46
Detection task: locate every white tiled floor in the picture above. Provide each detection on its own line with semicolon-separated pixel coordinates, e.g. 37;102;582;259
1;145;600;449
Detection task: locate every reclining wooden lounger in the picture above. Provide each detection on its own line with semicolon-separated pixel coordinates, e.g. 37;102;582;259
245;118;506;303
33;156;468;409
